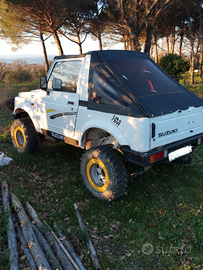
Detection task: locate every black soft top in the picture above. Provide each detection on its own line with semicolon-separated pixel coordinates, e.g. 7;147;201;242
87;50;203;118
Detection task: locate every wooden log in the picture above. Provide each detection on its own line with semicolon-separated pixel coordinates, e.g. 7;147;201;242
31;224;63;270
1;181;19;270
16;225;37;270
74;203;102;270
49;228;80;270
26;202;75;270
54;224;86;270
25;202;41;225
11;194;51;270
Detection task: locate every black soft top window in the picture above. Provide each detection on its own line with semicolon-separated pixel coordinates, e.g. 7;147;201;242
88;50;203;117
109;58;184;97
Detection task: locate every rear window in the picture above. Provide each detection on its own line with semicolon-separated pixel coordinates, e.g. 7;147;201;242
109;58;184;97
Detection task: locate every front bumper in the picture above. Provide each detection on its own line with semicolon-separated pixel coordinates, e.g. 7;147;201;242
121;133;203;167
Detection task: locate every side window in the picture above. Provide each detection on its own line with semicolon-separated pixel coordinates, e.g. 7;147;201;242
48;60;82;92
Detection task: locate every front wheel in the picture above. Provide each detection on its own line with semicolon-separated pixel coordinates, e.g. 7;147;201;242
81;146;128;201
11;118;39;153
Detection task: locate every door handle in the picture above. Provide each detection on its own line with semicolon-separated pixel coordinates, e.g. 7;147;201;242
68;101;74;105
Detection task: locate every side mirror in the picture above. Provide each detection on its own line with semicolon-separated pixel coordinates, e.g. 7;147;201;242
52;78;62;90
40;76;47;90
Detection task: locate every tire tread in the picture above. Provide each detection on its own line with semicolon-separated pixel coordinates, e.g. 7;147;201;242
11;118;39;153
81;145;128;201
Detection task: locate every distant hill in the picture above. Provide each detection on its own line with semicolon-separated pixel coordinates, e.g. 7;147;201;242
0;54;56;64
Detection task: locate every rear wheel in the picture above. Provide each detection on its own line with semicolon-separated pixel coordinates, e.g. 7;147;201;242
81;146;128;201
11;118;39;153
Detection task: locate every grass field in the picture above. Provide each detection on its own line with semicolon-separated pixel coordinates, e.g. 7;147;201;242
1;77;203;269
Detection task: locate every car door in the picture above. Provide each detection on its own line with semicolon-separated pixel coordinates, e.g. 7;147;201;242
41;59;83;137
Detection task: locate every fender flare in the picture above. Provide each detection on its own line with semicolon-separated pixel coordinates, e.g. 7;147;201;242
13;103;41;131
79;119;129;147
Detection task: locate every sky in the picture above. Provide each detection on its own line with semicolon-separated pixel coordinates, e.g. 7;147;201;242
0;35;122;64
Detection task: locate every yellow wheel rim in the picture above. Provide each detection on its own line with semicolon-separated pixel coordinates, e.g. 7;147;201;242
86;158;109;192
14;126;26;150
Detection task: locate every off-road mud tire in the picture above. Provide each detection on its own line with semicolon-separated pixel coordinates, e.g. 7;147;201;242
11;118;39;153
81;145;128;201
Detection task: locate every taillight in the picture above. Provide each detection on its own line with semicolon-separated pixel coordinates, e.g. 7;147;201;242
150;150;167;164
198;137;203;145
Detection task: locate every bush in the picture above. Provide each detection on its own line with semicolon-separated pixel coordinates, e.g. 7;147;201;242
5;69;32;83
4;60;46;83
159;53;190;82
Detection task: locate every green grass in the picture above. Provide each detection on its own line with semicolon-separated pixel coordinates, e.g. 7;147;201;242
179;72;203;98
1;79;203;269
0;81;39;107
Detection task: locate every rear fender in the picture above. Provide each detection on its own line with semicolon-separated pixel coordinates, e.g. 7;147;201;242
79;119;129;148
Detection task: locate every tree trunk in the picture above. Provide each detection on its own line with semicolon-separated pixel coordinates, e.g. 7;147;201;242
190;54;195;85
179;32;184;56
98;34;102;50
129;39;132;50
40;32;49;73
127;31;131;50
123;34;127;50
96;1;102;50
131;36;140;51
144;24;153;54
124;40;127;50
52;29;64;55
76;31;82;54
154;33;158;64
199;46;203;79
79;43;82;54
166;35;169;54
190;38;200;85
150;44;153;58
170;28;175;54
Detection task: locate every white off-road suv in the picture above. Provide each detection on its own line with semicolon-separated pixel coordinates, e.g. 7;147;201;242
10;50;203;201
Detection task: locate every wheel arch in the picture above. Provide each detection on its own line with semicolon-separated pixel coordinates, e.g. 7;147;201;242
13;104;41;131
80;120;129;149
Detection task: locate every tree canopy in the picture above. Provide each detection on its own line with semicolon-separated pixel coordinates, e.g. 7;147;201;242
0;0;203;84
